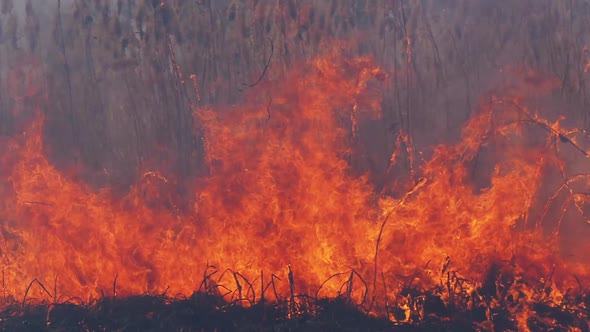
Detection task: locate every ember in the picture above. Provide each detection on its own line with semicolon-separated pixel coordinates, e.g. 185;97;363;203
0;0;590;331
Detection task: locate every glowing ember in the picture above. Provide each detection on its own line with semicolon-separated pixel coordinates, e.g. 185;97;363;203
0;47;589;329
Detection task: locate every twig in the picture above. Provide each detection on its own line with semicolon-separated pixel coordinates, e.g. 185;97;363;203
572;275;590;294
316;271;350;299
232;272;242;303
349;270;369;305
371;178;427;311
441;256;451;276
445;272;454;309
265;96;272;124
55;295;84;305
23;201;53;206
260;270;264;303
232;271;256;304
217;268;233;285
236;272;256;303
399;0;414;138
491;99;589;158
56;0;77;145
288;264;295;317
243;37;274;88
220;289;233;298
404;260;431;290
22;279;52;307
53;275;58;305
262;274;281;302
381;272;390;320
333;270;369;306
419;0;444;86
46;303;54;327
553;197;571;236
198;263;218;294
540;265;556;295
215;284;233;298
113;274;118;297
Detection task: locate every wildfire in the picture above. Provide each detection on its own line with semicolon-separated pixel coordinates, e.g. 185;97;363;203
1;47;589;329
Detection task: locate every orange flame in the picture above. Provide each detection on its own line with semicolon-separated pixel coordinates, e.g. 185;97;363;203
1;49;589;326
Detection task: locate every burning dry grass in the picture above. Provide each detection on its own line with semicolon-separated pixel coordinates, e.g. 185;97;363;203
0;265;588;331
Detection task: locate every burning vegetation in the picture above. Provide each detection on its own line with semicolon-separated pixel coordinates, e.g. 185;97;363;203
0;0;590;331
